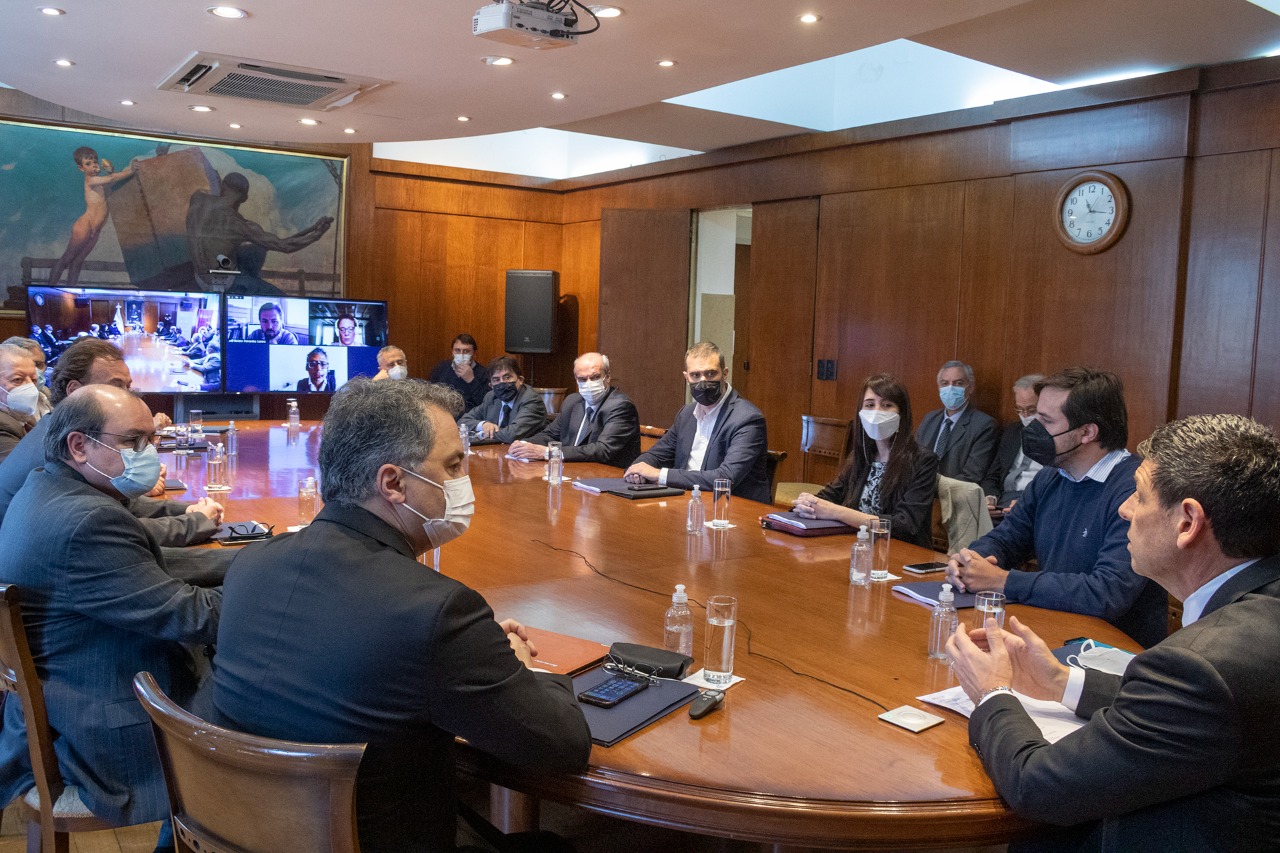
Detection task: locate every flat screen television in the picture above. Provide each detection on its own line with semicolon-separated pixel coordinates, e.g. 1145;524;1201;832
222;295;388;394
25;285;222;393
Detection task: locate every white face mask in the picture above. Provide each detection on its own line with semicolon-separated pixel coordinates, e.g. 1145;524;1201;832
0;382;40;418
1019;414;1037;428
452;353;472;366
388;365;408;381
1067;640;1135;676
577;378;607;407
397;467;475;549
859;409;901;441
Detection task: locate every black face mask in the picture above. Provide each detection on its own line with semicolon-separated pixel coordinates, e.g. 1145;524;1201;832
690;380;724;407
1022;419;1081;468
492;381;518;403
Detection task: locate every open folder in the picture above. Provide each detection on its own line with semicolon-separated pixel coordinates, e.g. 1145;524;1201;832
571;667;700;747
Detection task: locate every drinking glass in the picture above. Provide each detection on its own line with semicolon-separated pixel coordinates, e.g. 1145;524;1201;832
973;591;1007;631
189;409;204;443
712;478;731;529
703;595;738;684
173;423;192;455
205;442;229;492
870;516;892;580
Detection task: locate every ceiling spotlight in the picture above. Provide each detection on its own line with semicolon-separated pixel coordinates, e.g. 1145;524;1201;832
120;99;135;106
798;12;821;23
54;58;74;67
656;59;676;68
39;7;65;15
189;105;214;112
589;5;622;17
457;116;470;122
482;55;514;66
343;127;357;134
207;6;247;18
298;118;320;126
551;91;566;100
229;123;242;129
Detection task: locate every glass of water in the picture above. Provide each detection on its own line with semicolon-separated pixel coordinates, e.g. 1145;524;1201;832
703;595;738;684
870;516;892;581
173;423;192;455
189;409;204;443
712;478;731;529
205;442;229;492
973;591;1007;631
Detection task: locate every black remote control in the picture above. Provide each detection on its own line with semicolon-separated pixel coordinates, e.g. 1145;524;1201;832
688;689;725;719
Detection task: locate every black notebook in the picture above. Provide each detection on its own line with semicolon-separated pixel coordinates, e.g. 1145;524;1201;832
571;666;700;747
572;478;685;500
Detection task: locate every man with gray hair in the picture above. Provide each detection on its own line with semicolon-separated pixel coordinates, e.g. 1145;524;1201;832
372;344;409;381
2;337;53;419
0;384;221;846
948;413;1280;851
981;373;1045;518
0;343;41;461
510;351;641;467
915;359;998;485
212;378;590;852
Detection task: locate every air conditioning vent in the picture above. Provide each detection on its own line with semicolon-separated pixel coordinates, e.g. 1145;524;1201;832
158;52;387;110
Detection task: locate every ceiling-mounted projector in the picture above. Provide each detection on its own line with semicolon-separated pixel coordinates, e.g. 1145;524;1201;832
473;1;579;50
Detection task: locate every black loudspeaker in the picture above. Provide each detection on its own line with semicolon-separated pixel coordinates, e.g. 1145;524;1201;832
505;270;558;354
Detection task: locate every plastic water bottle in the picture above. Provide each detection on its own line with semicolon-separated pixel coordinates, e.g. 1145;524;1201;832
226;420;238;456
547;442;564;485
286;398;300;429
664;584;694;656
686;485;705;534
458;423;470;455
850;524;872;587
929;583;959;660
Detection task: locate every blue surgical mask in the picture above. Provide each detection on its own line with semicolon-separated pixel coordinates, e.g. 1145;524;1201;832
939;385;966;411
86;435;162;498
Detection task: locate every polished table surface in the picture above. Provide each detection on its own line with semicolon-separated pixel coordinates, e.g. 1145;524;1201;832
170;422;1139;850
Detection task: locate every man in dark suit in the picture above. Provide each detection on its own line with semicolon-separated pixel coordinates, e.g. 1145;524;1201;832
509;352;640;468
458;356;547;443
296;346;336;392
980;373;1045;520
915;360;998;485
212;378;590;852
948;413;1280;852
624;341;770;502
427;333;490;411
0;344;41;462
0;385;221;847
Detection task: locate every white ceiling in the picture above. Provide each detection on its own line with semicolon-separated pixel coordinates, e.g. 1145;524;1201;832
3;0;1280;161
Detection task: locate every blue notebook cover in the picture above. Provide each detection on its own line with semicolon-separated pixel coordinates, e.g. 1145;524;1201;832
572;666;700;747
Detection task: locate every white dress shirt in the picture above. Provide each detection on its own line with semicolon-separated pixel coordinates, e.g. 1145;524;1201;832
658;385;731;486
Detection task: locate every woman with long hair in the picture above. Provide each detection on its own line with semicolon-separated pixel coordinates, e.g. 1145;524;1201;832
792;373;939;547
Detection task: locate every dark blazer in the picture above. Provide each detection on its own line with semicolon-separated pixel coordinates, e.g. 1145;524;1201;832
969;554;1280;852
0;462;221;826
816;450;939;548
459;383;547;444
0;408;33;464
634;388;770;503
427;359;490;412
296;373;336;392
212;502;591;853
527;386;640;468
915;405;998;485
980;420;1041;501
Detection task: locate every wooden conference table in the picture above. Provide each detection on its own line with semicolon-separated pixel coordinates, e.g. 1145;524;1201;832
172;422;1138;851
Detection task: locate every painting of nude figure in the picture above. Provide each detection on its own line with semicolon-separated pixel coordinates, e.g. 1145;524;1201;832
0;119;344;310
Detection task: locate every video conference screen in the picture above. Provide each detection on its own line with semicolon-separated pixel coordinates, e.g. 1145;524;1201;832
25;285;222;393
223;295;388;394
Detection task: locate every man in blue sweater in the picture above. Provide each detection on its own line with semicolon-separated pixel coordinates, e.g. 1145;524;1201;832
945;367;1167;647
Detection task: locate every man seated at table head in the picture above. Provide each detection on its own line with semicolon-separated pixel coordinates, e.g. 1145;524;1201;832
0;384;222;843
946;367;1167;648
0;343;43;462
915;360;998;486
427;333;490;411
980;373;1045;520
212;377;591;853
509;352;640;468
948;413;1280;852
0;338;224;561
296;347;335;392
623;341;770;503
458;356;547;444
245;301;298;345
372;345;409;381
335;313;358;346
2;337;53;419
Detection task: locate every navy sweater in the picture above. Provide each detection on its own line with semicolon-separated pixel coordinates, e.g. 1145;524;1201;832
968;453;1167;648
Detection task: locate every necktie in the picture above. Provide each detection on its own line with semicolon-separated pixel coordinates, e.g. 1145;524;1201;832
934;417;953;458
574;407;594;445
499;404;511;428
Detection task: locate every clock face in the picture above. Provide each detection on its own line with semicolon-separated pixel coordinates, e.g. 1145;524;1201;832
1061;180;1117;244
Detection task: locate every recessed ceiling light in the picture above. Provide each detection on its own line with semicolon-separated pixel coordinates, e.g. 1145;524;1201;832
39;7;65;15
551;91;566;100
228;123;242;129
54;58;74;67
481;55;514;66
589;5;622;17
798;12;821;23
457;116;470;122
656;59;676;68
343;127;356;134
189;105;214;112
207;6;247;18
120;99;135;106
297;118;320;126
